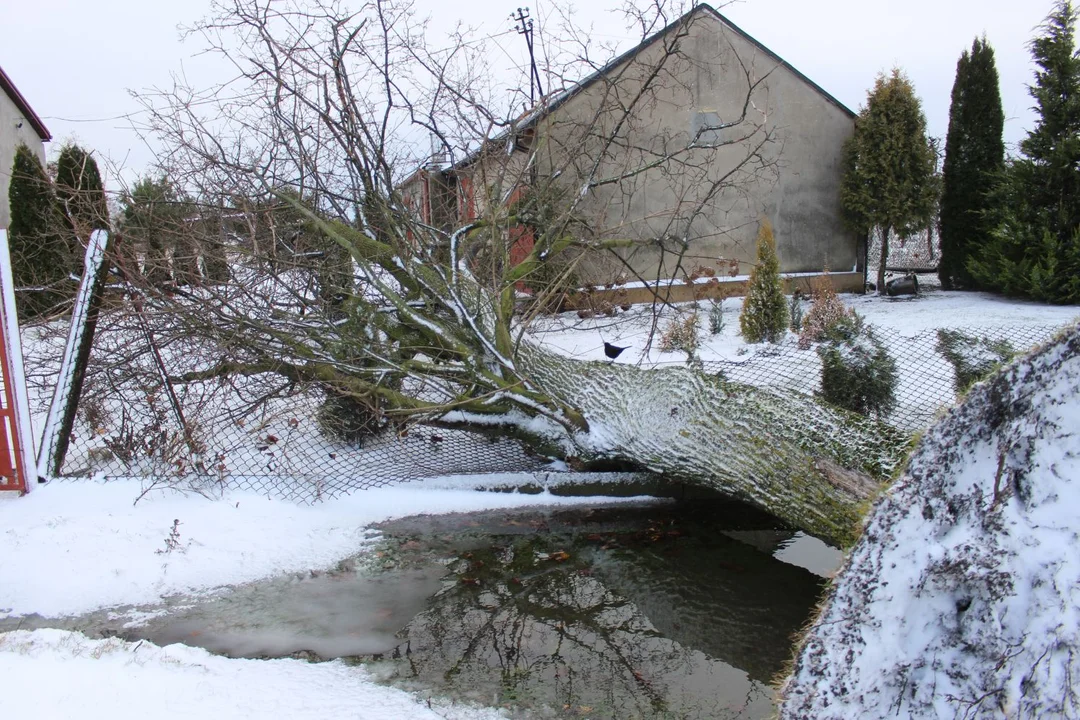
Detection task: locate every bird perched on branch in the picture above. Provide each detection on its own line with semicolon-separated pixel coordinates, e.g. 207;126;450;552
604;342;629;360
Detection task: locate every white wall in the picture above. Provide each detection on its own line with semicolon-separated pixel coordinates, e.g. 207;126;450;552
0;89;49;229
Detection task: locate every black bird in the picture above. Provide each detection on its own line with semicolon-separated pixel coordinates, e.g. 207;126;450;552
604;341;629;360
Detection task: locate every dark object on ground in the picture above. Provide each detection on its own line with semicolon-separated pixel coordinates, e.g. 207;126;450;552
604;342;629;359
885;274;919;296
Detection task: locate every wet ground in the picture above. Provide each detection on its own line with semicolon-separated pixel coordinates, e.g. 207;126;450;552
3;498;838;719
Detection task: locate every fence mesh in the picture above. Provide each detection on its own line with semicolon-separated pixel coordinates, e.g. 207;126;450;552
693;323;1064;431
20;299;1072;502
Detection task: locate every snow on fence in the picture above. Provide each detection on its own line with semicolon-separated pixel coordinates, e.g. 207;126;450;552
18;312;1068;501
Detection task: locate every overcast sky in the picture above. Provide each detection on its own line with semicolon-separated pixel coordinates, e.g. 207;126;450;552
1;0;1057;189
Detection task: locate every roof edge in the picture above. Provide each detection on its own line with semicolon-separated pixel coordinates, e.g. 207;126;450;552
524;3;855;128
0;65;52;142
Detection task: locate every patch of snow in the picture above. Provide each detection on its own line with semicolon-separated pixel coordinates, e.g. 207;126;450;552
0;629;506;720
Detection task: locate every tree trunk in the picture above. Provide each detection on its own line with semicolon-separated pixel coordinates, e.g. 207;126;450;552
444;348;911;549
877;227;890;294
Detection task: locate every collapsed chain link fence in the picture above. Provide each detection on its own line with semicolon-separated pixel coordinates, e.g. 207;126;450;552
20;300;1072;502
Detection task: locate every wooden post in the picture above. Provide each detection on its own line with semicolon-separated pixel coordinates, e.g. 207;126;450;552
0;230;39;492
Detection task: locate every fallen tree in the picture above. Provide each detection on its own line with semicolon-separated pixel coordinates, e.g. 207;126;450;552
109;0;911;547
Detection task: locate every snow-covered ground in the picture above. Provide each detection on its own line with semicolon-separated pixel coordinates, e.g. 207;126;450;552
0;628;502;720
0;478;657;718
527;285;1079;366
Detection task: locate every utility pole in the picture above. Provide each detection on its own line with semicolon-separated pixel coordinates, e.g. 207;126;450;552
512;7;543;103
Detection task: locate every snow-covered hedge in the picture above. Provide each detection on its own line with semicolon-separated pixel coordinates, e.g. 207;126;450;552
779;322;1080;719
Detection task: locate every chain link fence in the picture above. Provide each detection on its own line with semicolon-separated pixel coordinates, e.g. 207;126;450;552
693;323;1065;431
20;303;1072;501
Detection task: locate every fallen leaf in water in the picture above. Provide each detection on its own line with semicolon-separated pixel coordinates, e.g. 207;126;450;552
550;551;571;562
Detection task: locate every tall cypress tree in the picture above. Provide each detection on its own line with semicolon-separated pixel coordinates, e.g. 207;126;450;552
840;69;939;293
938;37;1005;290
55;144;110;232
55;144;110;281
7;144;72;319
970;0;1080;303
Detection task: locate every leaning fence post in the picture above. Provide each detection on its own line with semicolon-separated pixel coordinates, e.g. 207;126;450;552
0;230;39;491
37;229;111;480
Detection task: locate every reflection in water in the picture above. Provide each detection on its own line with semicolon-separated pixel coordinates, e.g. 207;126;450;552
369;502;829;719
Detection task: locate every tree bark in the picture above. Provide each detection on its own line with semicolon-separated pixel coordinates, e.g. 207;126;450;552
877;226;890;294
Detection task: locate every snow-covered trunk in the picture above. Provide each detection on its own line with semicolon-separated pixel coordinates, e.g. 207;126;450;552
506;348;910;548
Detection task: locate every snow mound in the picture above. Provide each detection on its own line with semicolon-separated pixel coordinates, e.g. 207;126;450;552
778;322;1080;719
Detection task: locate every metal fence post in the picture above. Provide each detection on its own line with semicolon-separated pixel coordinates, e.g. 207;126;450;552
36;229;111;480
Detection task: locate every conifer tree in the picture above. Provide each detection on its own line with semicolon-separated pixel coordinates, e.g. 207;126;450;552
7;144;71;319
938;37;1005;290
121;176;185;287
970;0;1080;303
841;69;939;293
739;219;788;343
55;144;109;235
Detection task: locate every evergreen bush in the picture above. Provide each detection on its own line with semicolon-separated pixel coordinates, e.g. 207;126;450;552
817;312;898;418
7;144;72;319
708;297;725;335
938;37;1005;290
969;1;1080;303
798;273;851;349
935;329;1016;393
739;219;788;343
789;288;805;332
54;143;108;241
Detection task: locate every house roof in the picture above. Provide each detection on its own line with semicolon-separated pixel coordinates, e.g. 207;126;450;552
0;65;51;141
452;4;853;171
528;4;855;126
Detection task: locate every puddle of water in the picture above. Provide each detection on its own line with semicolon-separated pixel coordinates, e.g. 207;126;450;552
358;501;835;719
7;499;840;719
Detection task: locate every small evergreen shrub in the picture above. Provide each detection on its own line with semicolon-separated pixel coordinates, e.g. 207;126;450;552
739;219;788;343
817;312;898;418
935;329;1016;393
659;312;701;355
789;288;805;332
708;298;725;335
798;272;851;349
